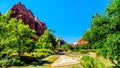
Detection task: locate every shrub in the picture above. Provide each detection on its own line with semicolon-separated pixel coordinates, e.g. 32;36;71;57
0;58;24;67
33;52;48;59
81;55;102;68
72;66;79;68
101;33;120;65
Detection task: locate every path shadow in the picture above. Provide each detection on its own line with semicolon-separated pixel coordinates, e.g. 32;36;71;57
32;60;52;66
112;65;120;68
20;56;52;66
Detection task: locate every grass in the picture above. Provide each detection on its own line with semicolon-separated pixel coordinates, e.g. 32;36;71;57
42;55;59;62
9;55;59;68
79;49;114;68
96;56;114;68
80;55;103;68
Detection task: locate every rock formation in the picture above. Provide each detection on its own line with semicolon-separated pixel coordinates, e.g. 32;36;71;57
10;2;47;35
77;37;88;45
56;38;65;45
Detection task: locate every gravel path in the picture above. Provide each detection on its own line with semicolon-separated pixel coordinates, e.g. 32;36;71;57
51;55;80;67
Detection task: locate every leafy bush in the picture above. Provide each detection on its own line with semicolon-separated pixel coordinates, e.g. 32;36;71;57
9;58;24;66
33;52;50;59
79;44;92;49
58;43;72;51
36;29;56;50
101;33;120;65
0;58;24;67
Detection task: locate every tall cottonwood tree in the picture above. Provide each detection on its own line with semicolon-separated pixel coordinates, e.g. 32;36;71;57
82;0;120;65
0;11;35;58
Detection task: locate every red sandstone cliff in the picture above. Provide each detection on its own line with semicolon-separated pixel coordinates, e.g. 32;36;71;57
77;37;88;45
10;2;47;35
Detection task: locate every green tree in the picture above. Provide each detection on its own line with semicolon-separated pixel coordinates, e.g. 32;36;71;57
0;11;35;58
82;0;120;65
101;33;120;65
35;29;56;51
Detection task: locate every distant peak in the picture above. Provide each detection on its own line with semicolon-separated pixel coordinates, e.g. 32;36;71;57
18;2;22;4
10;2;47;35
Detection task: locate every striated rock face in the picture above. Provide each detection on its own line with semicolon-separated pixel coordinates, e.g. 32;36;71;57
10;2;47;35
77;37;88;45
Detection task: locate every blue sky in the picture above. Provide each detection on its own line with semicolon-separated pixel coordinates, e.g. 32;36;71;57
0;0;109;43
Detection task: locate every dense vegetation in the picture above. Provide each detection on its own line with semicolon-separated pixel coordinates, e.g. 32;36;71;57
82;0;120;66
81;55;103;68
0;11;57;67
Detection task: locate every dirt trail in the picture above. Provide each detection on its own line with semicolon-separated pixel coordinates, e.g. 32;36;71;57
51;55;81;67
51;52;96;67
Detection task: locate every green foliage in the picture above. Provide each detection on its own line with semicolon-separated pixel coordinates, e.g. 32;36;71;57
36;29;56;50
0;11;35;57
79;44;92;49
101;33;120;65
83;14;109;45
106;0;120;16
0;11;58;67
81;55;102;68
0;11;36;67
33;29;56;58
72;66;79;68
0;10;57;67
83;0;120;47
33;52;50;59
82;0;120;65
0;58;24;67
58;43;72;51
34;49;54;59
